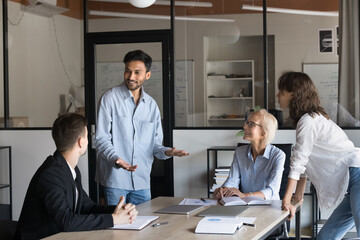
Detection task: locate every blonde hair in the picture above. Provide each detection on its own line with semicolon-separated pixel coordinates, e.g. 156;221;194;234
250;109;278;145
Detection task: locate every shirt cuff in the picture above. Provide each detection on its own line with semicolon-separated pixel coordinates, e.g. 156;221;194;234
288;171;301;180
158;147;172;159
260;189;272;200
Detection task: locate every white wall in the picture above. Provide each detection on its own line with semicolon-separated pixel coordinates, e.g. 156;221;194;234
0;130;88;220
6;1;83;127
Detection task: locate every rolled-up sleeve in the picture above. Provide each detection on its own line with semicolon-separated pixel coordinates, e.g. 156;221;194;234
152;106;171;160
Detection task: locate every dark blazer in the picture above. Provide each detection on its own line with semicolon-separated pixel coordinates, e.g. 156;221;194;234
15;151;115;240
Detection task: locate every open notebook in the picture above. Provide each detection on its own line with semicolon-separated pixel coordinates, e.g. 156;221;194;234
110;216;159;230
220;196;271;206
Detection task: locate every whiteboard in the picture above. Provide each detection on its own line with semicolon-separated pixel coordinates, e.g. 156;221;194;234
303;63;338;121
96;60;194;126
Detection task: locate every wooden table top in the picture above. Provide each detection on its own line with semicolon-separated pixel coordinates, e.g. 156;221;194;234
43;196;294;240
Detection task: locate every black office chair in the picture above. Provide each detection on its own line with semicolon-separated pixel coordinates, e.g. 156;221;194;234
0;220;18;240
237;143;292;240
266;143;292;240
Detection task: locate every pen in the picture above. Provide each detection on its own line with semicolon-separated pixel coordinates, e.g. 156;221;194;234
243;222;256;227
200;198;207;203
152;222;168;227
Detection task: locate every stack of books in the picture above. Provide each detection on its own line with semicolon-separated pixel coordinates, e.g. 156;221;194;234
210;167;230;192
317;219;326;233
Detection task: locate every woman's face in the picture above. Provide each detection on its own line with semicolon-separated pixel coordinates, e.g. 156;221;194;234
276;90;293;109
243;113;265;144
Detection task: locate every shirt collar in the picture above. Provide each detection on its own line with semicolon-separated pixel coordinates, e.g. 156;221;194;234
120;82;147;103
246;144;271;160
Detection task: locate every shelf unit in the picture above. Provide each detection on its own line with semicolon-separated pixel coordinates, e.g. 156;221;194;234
206;146;236;198
0;146;12;220
205;60;255;126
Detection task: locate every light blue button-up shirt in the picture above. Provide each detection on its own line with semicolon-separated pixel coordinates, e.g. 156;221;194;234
95;83;170;190
223;144;285;200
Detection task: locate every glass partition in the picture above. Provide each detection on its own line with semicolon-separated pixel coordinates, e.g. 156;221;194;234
7;0;84;127
266;0;341;128
0;1;3;127
174;0;264;127
172;0;360;129
88;0;170;32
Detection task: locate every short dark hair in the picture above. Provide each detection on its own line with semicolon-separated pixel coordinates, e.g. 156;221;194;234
123;50;152;72
52;113;87;152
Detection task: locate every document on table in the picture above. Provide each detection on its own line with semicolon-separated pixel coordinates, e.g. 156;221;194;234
178;198;218;206
110;216;159;230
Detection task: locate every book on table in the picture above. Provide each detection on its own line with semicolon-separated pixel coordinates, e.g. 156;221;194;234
219;196;271;206
195;217;243;234
110;216;159;230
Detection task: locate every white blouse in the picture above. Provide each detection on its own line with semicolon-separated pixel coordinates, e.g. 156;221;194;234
289;113;360;209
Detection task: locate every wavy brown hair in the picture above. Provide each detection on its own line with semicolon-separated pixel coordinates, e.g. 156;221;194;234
277;72;329;126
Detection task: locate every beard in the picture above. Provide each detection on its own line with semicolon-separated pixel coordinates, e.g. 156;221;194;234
125;79;143;91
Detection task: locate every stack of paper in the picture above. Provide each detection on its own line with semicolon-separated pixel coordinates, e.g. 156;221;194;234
110;216;159;230
219;196;271;206
195;217;243;234
210;167;230;192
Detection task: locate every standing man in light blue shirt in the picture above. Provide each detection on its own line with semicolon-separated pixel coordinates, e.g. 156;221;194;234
214;109;285;200
95;50;189;206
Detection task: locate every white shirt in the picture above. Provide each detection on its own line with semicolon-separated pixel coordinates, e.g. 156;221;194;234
66;161;78;209
289;113;360;209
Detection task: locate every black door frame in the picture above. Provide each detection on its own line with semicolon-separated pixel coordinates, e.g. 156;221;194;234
84;30;174;202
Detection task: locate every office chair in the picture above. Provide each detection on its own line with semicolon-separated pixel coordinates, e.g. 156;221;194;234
237;143;292;239
0;220;18;240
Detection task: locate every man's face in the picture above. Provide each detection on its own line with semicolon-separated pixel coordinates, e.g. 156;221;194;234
124;60;151;92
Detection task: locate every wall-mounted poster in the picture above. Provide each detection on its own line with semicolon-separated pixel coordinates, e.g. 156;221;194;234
319;29;333;53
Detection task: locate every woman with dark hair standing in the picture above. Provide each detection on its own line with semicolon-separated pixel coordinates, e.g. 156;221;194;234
277;72;360;239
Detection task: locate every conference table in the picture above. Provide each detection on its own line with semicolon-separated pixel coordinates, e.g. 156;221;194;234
43;197;301;240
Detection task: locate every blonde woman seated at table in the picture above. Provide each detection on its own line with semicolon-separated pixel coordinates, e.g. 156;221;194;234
214;109;286;200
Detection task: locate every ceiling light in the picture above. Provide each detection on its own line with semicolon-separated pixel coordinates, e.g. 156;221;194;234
89;0;213;8
128;0;156;8
242;4;339;17
89;10;235;22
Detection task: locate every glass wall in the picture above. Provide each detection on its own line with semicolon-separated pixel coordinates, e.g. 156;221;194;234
6;0;83;127
1;0;359;129
267;0;341;128
173;0;360;129
87;0;170;32
0;1;3;128
174;0;264;127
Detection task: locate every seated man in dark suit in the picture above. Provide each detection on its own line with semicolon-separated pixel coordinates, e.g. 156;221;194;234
15;113;138;240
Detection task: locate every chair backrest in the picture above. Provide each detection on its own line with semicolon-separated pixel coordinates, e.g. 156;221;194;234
236;143;292;199
272;143;292;199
